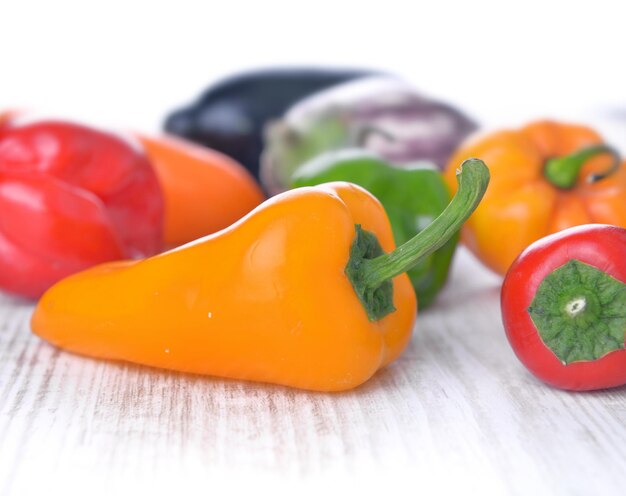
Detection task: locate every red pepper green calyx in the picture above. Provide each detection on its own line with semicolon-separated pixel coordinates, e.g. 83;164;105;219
346;158;490;321
528;260;626;365
543;145;621;190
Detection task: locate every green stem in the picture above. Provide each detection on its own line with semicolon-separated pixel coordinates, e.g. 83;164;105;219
543;145;621;190
361;158;489;290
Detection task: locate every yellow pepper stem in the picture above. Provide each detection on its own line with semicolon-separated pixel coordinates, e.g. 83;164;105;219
346;158;490;320
364;158;489;286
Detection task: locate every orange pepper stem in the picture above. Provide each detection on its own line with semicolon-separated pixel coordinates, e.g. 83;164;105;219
543;145;621;189
346;159;490;321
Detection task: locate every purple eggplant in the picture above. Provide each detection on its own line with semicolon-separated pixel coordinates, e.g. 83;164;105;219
260;77;478;195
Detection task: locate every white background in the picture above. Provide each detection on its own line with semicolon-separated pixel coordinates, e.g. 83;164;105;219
1;0;625;147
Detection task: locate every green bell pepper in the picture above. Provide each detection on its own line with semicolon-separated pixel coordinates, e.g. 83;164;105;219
291;150;458;309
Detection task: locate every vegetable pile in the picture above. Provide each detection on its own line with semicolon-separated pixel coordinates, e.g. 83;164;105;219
0;66;623;392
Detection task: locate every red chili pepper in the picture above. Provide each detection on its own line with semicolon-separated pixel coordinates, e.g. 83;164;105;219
501;224;626;390
0;117;164;299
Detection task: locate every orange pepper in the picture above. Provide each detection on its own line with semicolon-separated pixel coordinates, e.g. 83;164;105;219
139;135;265;247
31;160;489;391
444;120;626;275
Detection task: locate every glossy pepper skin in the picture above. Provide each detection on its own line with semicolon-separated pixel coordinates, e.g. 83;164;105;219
501;225;626;391
164;68;375;180
0;118;164;299
138;134;265;247
31;160;489;391
291;150;457;309
444;120;626;275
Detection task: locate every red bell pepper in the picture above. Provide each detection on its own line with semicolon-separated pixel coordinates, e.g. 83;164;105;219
0;117;164;299
501;224;626;390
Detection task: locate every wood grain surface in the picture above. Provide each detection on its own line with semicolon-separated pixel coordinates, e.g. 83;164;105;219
1;249;625;496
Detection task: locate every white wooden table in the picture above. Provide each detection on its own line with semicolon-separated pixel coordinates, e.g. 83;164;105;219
1;248;624;496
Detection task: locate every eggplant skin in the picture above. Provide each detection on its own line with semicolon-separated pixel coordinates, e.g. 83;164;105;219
163;68;377;180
